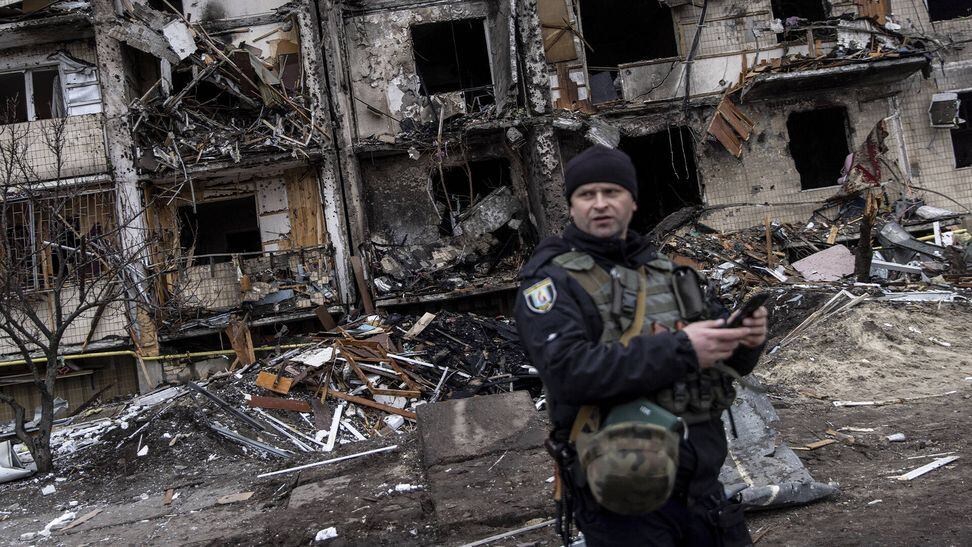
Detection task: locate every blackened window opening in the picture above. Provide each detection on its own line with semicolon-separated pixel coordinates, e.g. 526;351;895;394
411;19;492;97
0;72;28;124
0;69;62;123
787;107;849;190
618;127;702;234
178;196;263;262
950;91;972;168
432;158;512;233
148;0;183;14
579;0;677;68
928;1;972;21
771;0;828;23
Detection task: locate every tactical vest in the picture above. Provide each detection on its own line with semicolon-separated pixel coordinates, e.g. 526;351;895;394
551;251;737;425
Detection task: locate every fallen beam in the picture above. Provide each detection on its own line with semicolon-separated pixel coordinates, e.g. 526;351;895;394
209;423;292;458
189;382;269;432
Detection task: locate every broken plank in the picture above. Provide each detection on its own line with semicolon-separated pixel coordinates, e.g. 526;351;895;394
351;256;375;314
314;305;337;330
61;508;104;531
404;312;436;340
247;395;312;413
895;456;959;481
804;439;837;450
255;370;295;395
326;390;418;420
163;489;175;506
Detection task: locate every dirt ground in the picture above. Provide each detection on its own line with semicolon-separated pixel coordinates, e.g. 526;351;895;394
1;290;970;546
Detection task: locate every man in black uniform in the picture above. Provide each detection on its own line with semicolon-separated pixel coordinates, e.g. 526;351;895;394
515;145;767;546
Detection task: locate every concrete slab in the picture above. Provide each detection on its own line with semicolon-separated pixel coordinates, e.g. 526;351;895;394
289;474;353;509
427;449;552;536
416;391;546;467
792;244;855;282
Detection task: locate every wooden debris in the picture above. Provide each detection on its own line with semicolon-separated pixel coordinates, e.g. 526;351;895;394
163;488;175;505
255;370;295;395
61;508;103;531
803;439;837;450
404;312;437;340
351;256;375;314
225;320;256;367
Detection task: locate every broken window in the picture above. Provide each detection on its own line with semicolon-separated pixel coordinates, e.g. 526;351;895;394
927;0;972;21
0;68;64;124
787;107;850;190
771;0;830;42
1;192;115;290
432;158;512;233
950;91;972;168
578;0;677;103
1;202;37;290
579;0;677;68
148;0;183;14
411;19;493;104
771;0;828;23
178;197;263;262
618;127;702;233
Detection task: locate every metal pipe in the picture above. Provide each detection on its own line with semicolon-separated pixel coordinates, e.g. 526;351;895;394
0;343;316;368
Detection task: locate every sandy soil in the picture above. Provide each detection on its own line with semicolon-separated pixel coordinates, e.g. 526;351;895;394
758;301;972;401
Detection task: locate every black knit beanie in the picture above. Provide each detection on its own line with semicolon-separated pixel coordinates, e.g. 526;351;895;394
564;145;638;203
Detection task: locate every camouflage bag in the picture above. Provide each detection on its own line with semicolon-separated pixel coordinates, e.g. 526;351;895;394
573;398;681;515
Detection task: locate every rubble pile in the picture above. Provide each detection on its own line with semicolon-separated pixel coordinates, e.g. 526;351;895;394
663;198;970;303
368;186;532;298
0;1;89;23
0;309;538;494
122;4;327;176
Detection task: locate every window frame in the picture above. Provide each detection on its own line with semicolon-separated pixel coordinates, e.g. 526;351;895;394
0;64;66;123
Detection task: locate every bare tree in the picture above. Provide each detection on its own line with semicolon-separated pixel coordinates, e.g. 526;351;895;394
0;101;160;473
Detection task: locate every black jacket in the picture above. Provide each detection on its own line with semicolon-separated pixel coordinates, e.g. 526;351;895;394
515;224;763;499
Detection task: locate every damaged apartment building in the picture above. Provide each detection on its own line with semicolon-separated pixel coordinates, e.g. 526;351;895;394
2;0;972;416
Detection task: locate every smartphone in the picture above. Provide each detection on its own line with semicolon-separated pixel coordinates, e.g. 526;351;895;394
725;292;769;328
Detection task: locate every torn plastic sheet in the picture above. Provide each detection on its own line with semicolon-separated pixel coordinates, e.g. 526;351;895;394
0;440;35;484
720;381;838;509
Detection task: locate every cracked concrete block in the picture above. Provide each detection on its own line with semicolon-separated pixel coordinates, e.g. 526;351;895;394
416;391;546;468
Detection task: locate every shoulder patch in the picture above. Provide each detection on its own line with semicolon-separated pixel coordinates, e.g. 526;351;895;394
523;278;557;314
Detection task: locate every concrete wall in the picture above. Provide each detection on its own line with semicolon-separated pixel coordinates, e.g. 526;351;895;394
700;88;898;230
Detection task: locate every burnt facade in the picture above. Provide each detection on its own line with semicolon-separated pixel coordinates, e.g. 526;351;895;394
2;0;972;415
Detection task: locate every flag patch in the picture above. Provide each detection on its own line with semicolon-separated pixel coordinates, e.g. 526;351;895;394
524;278;557;314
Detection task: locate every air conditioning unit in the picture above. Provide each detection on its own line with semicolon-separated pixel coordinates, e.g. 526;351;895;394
929;92;963;128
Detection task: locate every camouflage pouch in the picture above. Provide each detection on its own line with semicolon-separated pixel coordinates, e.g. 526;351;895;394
573;399;681;515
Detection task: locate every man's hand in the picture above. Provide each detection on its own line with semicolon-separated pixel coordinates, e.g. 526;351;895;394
729;306;768;349
681;320;750;369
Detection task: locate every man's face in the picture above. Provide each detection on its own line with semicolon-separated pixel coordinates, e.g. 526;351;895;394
569;182;637;239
